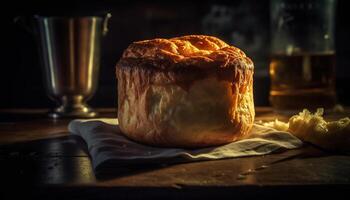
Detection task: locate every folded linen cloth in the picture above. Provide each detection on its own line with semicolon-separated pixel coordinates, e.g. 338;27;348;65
68;118;303;171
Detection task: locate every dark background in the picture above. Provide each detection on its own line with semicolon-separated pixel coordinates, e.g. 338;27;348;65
1;0;349;109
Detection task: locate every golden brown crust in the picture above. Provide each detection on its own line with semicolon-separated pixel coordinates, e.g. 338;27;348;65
116;35;255;148
121;35;253;70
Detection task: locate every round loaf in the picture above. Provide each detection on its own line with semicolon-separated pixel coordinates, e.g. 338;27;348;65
116;35;255;148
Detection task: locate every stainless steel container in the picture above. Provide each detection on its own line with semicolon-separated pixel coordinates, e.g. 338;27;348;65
35;14;111;118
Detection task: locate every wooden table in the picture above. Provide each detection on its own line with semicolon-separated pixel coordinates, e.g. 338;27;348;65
0;108;349;199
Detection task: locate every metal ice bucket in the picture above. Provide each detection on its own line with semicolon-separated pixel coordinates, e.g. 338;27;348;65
34;14;111;118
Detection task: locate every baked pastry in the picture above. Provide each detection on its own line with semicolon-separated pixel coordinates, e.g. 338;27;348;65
116;35;255;148
263;108;350;151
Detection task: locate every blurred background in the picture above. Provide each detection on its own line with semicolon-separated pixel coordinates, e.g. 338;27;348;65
1;0;349;109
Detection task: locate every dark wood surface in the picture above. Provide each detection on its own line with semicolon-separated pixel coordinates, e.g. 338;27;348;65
0;108;350;199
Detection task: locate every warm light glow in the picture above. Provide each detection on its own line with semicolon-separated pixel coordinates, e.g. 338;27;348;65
122;35;250;65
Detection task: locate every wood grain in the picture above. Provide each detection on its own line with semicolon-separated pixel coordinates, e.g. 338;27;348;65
0;108;349;199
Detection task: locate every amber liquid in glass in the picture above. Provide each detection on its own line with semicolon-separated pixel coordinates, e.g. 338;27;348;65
269;52;336;112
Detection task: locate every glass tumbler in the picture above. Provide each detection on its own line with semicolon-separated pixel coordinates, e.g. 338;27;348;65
269;0;337;113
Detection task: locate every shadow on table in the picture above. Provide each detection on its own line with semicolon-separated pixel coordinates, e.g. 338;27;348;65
94;164;171;180
94;144;344;181
1;134;348;183
0;110;49;122
0;134;172;182
0;134;89;156
0;134;95;184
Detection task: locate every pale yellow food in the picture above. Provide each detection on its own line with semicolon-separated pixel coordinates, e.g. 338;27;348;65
263;108;350;151
116;35;255;148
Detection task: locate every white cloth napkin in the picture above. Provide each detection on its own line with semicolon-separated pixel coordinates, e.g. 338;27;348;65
68;118;303;171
